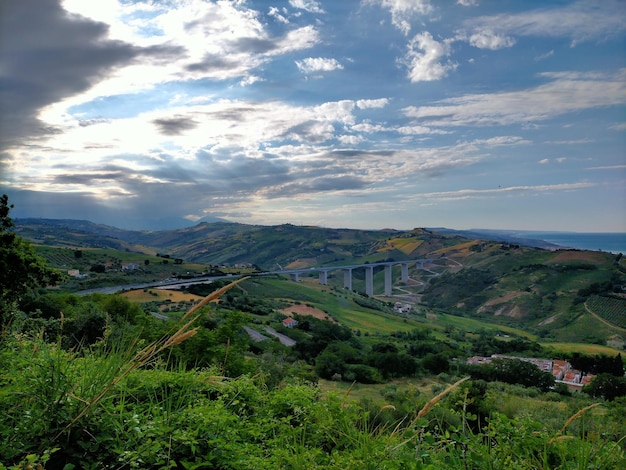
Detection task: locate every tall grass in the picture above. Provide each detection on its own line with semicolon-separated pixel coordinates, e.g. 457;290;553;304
58;277;248;438
0;278;246;465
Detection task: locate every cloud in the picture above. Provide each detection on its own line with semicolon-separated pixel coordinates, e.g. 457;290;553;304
152;116;199;136
539;159;550;164
295;57;344;74
269;6;289;24
534;50;554;61
545;139;592;145
0;0;177;151
457;0;478;6
403;70;626;126
400;32;456;82
289;0;325;14
468;30;515;49
396;125;448;135
416;182;597;201
462;0;626;45
587;165;626;171
365;0;433;35
356;98;389;109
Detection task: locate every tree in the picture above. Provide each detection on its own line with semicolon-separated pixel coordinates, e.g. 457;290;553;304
466;358;555;392
583;373;626;401
0;195;61;328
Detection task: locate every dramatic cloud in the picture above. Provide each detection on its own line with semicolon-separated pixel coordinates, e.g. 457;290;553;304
1;1;624;231
0;0;176;149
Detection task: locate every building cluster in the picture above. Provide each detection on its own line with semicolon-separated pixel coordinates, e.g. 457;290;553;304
467;354;595;391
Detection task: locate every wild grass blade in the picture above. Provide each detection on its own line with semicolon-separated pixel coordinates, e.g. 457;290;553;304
559;403;600;435
54;278;246;439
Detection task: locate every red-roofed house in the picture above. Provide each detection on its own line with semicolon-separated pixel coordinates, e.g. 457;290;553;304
282;318;299;328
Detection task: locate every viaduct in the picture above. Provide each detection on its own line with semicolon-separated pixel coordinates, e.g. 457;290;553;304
77;259;442;297
269;259;438;296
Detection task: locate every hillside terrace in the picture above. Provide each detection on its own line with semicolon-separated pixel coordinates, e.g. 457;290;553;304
467;354;595;391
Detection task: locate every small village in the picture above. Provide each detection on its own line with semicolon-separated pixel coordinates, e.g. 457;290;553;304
467;354;595;391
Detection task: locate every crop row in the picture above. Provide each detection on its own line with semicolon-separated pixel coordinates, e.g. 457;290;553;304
586;295;626;329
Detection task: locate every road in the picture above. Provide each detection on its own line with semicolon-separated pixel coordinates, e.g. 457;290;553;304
264;327;297;346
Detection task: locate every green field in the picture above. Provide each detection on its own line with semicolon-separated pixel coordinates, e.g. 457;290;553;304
243;277;425;334
540;342;624;356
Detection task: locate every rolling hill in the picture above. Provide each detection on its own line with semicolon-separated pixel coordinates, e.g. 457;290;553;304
14;218;626;349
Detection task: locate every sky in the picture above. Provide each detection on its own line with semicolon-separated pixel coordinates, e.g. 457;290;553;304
1;0;625;232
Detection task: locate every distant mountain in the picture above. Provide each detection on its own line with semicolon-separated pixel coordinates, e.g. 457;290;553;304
20;217;617;271
15;219;474;269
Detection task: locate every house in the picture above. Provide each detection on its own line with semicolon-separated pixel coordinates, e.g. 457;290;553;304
68;269;80;277
394;302;412;314
282;318;299;328
121;263;139;271
552;360;570;380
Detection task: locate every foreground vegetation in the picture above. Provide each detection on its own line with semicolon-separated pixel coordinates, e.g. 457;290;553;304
2;195;626;468
2;307;625;469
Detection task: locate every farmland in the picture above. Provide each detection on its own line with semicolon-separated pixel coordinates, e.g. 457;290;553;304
586;295;626;330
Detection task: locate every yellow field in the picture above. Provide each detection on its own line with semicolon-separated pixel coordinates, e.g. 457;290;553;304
120;289;204;303
430;240;479;256
380;238;424;255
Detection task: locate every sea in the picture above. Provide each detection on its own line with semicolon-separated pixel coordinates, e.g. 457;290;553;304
522;232;626;255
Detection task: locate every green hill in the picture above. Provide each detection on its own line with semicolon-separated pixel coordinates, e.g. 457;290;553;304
15;218;626;350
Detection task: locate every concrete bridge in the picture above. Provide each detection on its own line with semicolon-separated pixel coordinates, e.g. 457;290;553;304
268;259;439;296
78;258;443;296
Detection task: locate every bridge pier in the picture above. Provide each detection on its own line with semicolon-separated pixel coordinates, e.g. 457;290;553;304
292;273;300;282
343;268;352;290
319;269;328;285
384;265;392;295
401;263;409;282
365;266;374;297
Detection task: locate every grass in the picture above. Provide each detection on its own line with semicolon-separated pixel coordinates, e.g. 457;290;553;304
541;342;624;355
436;313;538;339
120;288;204;303
244;277;424;334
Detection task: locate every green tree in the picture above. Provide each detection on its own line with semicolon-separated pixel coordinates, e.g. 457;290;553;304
0;195;61;329
583;373;626;401
466;358;555;392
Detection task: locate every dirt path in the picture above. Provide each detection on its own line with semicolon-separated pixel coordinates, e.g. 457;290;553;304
584;302;626;332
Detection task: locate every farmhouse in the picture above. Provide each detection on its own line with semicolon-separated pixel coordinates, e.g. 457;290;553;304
282;318;299;328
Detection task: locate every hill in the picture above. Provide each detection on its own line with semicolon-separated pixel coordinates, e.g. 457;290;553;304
14;218;626;349
15;219;472;268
